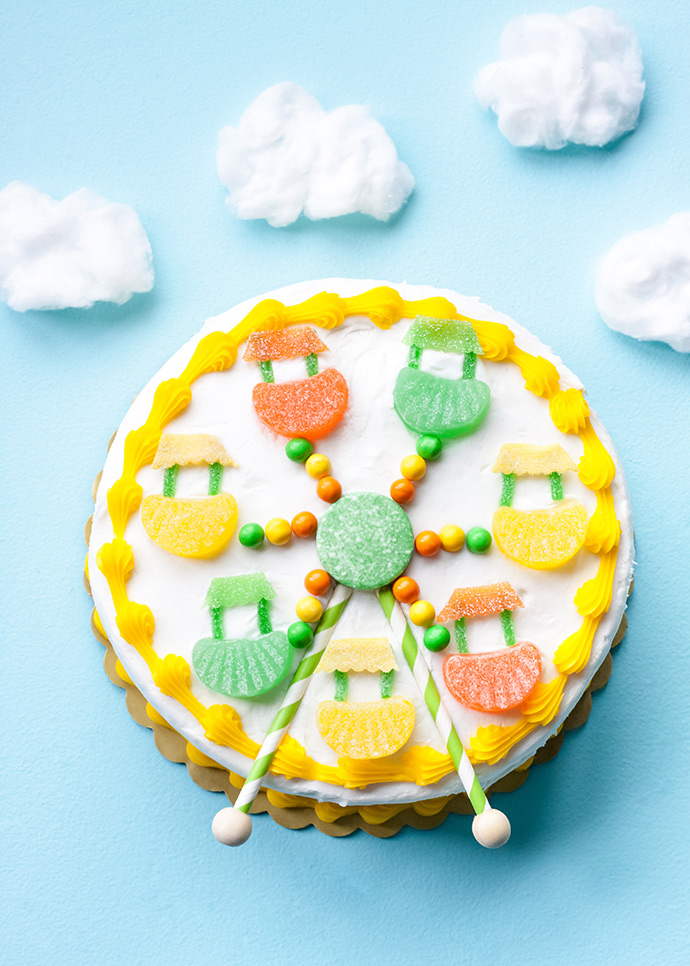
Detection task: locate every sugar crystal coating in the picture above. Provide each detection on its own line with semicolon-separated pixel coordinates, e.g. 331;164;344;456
316;491;414;589
394;367;490;439
140;494;237;558
252;368;348;440
493;500;587;569
152;433;236;469
492;443;576;476
437;582;523;621
316;697;415;759
244;326;328;361
193;629;292;698
205;573;276;609
318;638;397;673
443;642;541;712
402;317;484;355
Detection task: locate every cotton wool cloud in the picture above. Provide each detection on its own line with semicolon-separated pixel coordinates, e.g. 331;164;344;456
0;182;154;312
474;7;645;150
595;213;690;353
216;82;414;228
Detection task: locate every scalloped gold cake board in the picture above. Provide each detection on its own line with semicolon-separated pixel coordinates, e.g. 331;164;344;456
85;449;628;839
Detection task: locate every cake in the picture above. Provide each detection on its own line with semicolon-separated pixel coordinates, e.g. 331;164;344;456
86;278;633;847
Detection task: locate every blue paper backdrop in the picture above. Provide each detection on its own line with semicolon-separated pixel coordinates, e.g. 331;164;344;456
2;1;689;963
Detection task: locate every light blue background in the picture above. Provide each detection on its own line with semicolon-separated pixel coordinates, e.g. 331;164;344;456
2;1;688;963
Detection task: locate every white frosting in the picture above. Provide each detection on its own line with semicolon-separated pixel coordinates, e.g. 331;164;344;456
474;7;645;150
216;83;414;227
595;212;690;352
88;278;634;807
0;181;153;312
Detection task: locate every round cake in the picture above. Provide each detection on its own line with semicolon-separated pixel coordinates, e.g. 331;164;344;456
86;278;633;845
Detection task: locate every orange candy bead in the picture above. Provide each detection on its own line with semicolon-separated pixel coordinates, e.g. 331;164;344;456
291;511;318;538
392;576;420;604
415;530;442;557
390;478;415;504
317;476;342;503
305;569;332;596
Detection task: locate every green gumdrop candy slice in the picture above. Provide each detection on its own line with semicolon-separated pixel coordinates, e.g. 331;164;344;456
192;630;292;698
394;367;490;439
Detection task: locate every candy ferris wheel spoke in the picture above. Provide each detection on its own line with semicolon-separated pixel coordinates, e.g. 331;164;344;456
211;582;353;847
377;586;511;849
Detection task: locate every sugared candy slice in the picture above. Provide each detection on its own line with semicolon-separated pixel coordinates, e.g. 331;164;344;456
193;630;292;698
493;500;588;570
394;367;490;438
443;642;541;712
436;582;523;621
492;443;576;476
402;317;484;355
141;494;237;558
244;326;328;361
252;368;348;440
316;697;416;759
205;573;275;609
152;433;236;468
318;638;397;673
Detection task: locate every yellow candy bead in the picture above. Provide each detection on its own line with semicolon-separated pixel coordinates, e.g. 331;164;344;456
409;600;436;627
439;524;465;552
265;517;292;545
400;454;426;481
305;453;331;479
296;596;323;623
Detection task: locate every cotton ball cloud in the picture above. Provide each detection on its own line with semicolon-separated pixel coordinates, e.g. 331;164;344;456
217;82;414;228
595;213;690;353
0;182;154;312
474;7;645;150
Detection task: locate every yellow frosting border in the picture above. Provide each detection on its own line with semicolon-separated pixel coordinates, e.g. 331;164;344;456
95;287;620;783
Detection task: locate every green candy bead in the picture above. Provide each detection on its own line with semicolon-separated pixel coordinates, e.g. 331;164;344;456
285;437;313;463
238;523;265;548
287;621;314;649
423;625;450;652
416;434;443;461
466;526;492;554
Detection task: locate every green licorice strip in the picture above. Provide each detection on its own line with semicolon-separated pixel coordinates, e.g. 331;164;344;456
463;351;477;380
211;606;224;640
257;598;272;635
334;670;348;701
500;472;516;507
259;359;275;383
208;461;222;495
408;344;422;369
550;471;564;501
454;618;469;653
380;669;394;698
305;352;319;377
500;609;516;647
163;464;178;497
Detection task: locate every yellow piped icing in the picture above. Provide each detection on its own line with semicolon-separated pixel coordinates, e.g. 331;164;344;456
94;285;622;783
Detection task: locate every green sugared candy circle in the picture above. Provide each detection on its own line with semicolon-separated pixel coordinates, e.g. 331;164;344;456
238;523;265;548
416;434;443;461
316;491;414;590
423;626;450;652
285;437;313;463
287;621;314;649
466;526;492;554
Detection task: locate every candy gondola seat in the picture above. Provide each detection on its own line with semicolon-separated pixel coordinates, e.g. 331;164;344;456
315;637;416;759
245;326;348;440
193;574;292;699
393;316;491;439
491;444;588;570
437;583;542;713
140;434;238;558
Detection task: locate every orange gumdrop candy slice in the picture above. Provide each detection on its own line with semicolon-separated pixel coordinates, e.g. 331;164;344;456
252;368;348;440
443;642;541;712
244;326;328;361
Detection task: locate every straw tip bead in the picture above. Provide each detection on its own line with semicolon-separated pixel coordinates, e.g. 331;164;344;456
472;808;511;849
212;807;253;846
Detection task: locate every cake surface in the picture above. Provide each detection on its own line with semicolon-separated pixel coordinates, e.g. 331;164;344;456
87;278;633;811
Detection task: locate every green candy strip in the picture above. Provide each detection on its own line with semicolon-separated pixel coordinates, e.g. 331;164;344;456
259;359;275;383
454;618;469;653
305;352;319;377
205;573;276;610
500;609;516;647
210;606;224;641
163;464;178;497
257;598;272;635
463;351;477;380
500;473;516;507
380;669;394;698
334;670;348;701
550;471;564;501
408;344;421;369
208;461;222;495
402;316;484;356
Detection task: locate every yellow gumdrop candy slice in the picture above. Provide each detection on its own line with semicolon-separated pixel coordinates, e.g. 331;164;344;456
316;697;415;759
492;499;587;570
141;493;237;558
